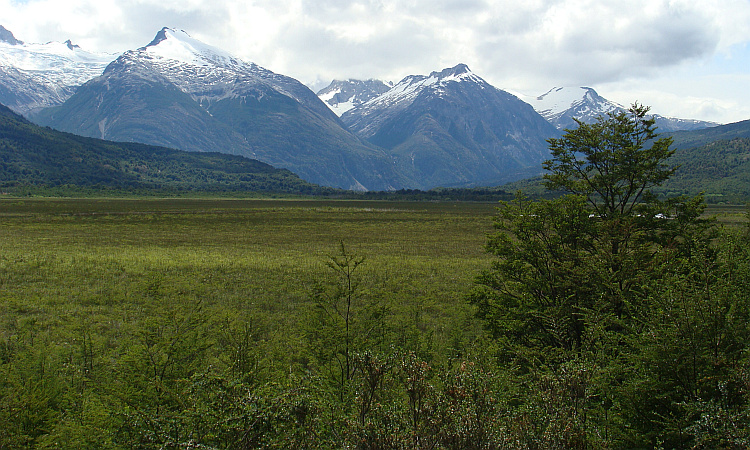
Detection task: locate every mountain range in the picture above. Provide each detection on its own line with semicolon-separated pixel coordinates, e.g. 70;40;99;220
30;28;401;191
0;25;729;192
521;86;717;131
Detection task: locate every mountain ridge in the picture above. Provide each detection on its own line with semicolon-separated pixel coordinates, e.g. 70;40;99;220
31;27;403;191
523;86;718;131
0;26;115;115
341;64;560;189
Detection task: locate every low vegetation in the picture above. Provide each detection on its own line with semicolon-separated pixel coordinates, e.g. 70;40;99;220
0;198;501;448
1;105;749;448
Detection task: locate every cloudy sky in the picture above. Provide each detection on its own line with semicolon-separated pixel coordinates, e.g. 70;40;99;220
3;0;750;124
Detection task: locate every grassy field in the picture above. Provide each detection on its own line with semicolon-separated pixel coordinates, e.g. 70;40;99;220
2;197;748;447
0;197;498;374
1;198;742;360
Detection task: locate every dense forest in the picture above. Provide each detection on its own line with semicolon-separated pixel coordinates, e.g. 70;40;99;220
1;106;750;448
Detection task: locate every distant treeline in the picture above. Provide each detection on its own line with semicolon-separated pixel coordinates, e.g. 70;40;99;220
340;187;516;202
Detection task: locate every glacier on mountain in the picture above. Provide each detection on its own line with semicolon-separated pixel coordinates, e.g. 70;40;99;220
316;78;393;116
0;25;116;114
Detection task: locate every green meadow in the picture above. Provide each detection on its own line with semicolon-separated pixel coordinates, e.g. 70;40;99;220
0;198;502;447
0;197;497;358
1;197;748;448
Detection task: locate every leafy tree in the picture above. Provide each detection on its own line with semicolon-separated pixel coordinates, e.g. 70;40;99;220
472;104;713;356
470;104;728;447
543;103;676;218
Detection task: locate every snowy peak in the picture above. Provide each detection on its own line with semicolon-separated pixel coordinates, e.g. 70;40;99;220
0;26;117;114
355;63;487;114
109;27;276;104
340;63;558;189
525;86;718;132
0;25;22;45
317;79;392;116
527;86;622;129
144;27;170;48
141;27;239;68
429;63;482;84
95;27;334;118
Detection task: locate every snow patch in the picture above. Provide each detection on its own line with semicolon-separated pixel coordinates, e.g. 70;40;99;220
145;28;237;67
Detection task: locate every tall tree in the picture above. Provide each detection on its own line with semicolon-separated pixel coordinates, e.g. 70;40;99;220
544;103;676;218
471;103;718;365
469;104;734;447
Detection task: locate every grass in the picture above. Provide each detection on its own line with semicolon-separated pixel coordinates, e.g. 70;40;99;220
0;198;498;372
1;197;747;447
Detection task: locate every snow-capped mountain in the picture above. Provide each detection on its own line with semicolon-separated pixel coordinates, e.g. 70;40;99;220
525;86;717;132
341;64;559;189
123;28;332;115
0;25;116;115
317;79;393;116
524;86;622;130
650;114;718;133
344;64;492;138
34;27;402;191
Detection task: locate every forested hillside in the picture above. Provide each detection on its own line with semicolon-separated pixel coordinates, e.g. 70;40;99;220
664;137;750;201
0;103;330;195
669;118;750;150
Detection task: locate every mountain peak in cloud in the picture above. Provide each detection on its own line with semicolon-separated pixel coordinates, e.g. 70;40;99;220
139;27;238;68
0;25;23;45
144;27;172;48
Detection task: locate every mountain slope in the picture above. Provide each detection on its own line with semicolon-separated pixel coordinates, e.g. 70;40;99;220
317;79;393;116
0;102;325;193
525;86;717;131
668;119;750;150
33;28;402;191
341;64;559;189
662;137;750;202
0;25;115;115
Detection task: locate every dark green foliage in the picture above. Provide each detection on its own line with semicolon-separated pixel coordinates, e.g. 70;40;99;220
471;104;750;447
669;118;750;151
